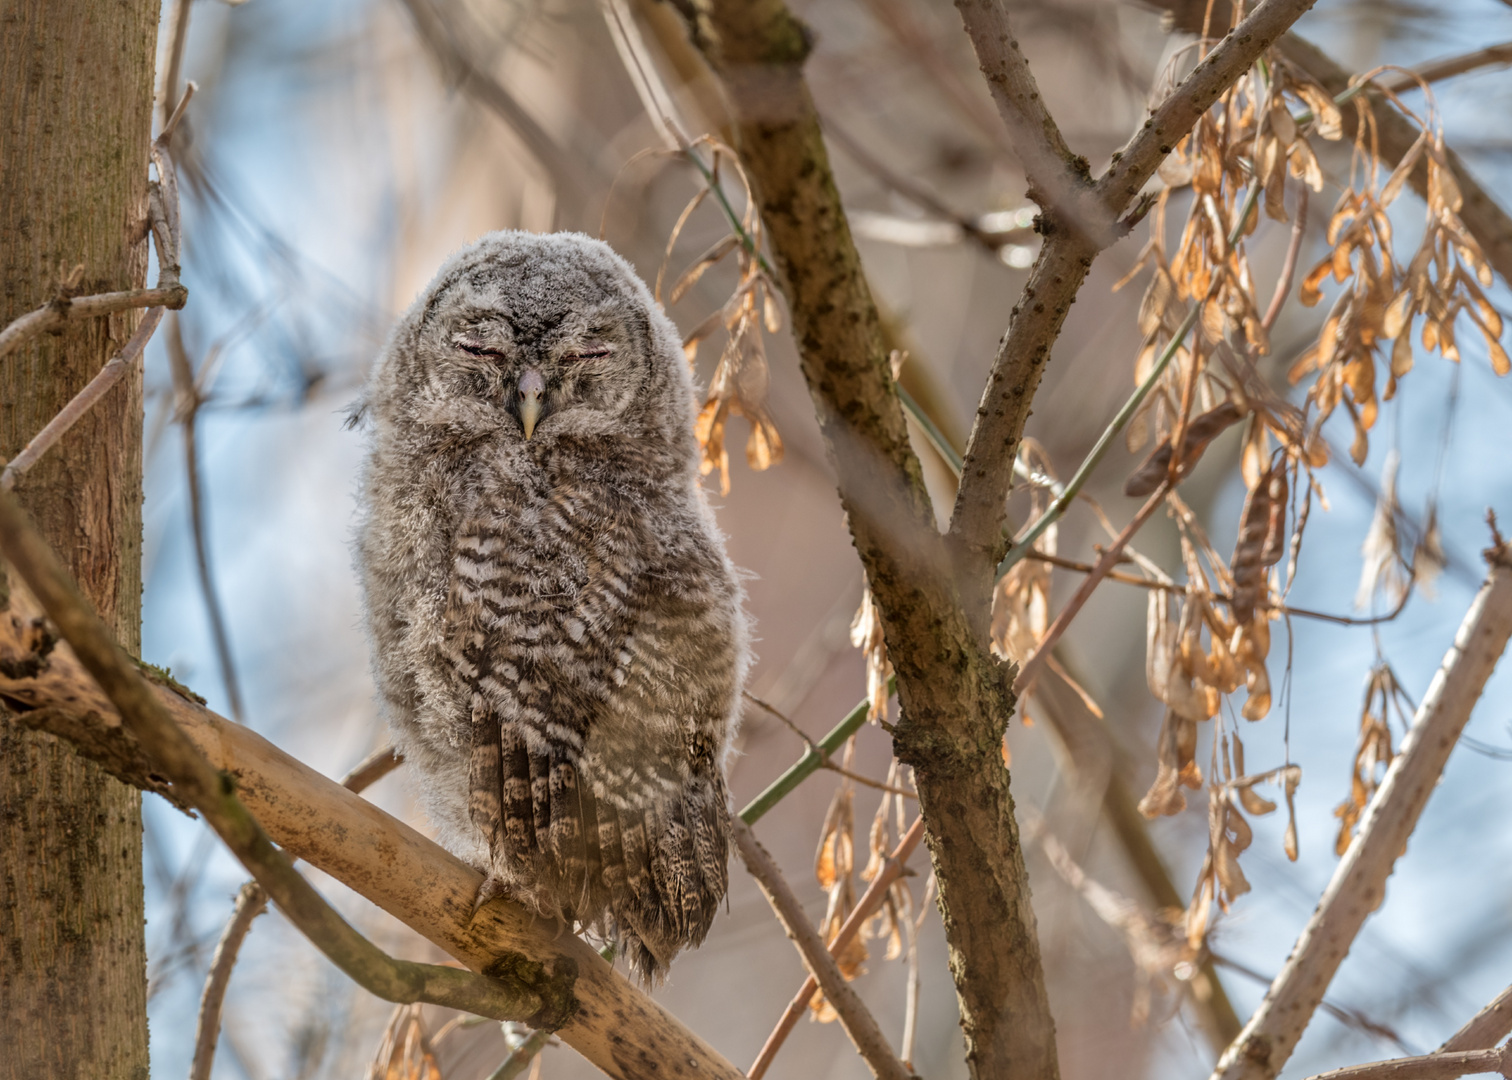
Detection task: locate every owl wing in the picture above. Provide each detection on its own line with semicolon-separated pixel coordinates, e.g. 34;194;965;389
455;494;734;978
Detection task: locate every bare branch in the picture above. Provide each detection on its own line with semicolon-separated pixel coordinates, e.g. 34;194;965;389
1098;0;1319;221
1301;1045;1510;1080
1211;538;1512;1080
189;882;266;1080
165;316;245;725
1;307;166;491
732;819;917;1080
1380;41;1512;92
0;568;743;1080
1442;984;1512;1053
0;287;185;363
951;0;1089;220
748;817;926;1080
394;0;589;209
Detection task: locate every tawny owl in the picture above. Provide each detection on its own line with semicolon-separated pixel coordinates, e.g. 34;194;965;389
354;231;749;981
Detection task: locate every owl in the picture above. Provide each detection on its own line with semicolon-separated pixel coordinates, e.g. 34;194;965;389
354;230;749;981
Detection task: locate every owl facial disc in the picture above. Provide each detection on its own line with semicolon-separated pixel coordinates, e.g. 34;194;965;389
518;367;546;439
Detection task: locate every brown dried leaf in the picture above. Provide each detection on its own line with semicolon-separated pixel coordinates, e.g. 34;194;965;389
368;1005;442;1080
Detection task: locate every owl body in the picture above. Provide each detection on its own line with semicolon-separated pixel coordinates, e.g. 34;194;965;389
356;232;748;980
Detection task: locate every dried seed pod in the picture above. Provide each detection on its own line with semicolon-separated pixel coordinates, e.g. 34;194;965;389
1124;401;1244;496
1229;465;1277;625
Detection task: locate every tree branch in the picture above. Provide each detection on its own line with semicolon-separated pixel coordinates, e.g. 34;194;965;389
1301;1045;1510;1080
1211;536;1512;1080
1443;984;1512;1054
732;819;917;1080
748;816;926;1080
951;0;1089;222
1;307;166;492
0;561;744;1080
682;5;1061;1076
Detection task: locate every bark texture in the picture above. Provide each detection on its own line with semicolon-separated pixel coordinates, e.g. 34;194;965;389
0;0;160;1076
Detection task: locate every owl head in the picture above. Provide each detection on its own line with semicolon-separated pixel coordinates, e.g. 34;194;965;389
364;231;698;462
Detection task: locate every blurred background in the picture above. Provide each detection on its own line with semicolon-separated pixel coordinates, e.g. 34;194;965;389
136;1;1512;1077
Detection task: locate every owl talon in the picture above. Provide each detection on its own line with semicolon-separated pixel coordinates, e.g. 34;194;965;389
469;873;512;924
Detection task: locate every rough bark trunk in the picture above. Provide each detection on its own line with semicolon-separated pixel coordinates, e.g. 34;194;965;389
0;0;160;1076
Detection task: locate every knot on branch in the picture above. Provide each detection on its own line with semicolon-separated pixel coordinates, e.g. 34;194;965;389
0;610;56;680
484;951;580;1031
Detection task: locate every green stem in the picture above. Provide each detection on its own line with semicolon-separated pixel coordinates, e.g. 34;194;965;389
739;688;886;825
996;178;1263;579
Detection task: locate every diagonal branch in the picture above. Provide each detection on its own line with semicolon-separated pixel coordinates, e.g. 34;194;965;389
951;0;1090;223
748;816;926;1080
732;819;917;1080
1301;1045;1511;1080
0;564;742;1080
1442;984;1512;1054
1210;535;1512;1080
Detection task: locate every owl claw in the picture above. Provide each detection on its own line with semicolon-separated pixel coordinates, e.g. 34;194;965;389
469;873;512;924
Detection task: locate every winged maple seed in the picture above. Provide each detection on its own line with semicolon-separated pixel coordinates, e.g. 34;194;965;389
811;759;867;1021
657;136;785;495
1333;662;1411;855
1292;76;1508;465
1185;735;1302;949
368;1004;443;1080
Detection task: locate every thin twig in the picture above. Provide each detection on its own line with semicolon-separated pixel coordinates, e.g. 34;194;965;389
1211;539;1512;1080
189;747;403;1080
1210;952;1414;1055
1015;483;1171;694
1301;1045;1510;1080
1380;42;1512;93
1022;548;1413;626
0;287;186;362
1262;184;1309;332
166;316;245;725
1;307;167;491
743;692;916;800
748;817;926;1080
739;693;878;825
733;819;917;1080
998;180;1263;578
189;882;267;1080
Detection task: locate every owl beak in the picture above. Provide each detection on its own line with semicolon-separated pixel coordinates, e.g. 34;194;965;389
518;367;546;440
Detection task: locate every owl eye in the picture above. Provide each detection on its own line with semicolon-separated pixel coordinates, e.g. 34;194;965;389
454;338;506;360
566;346;612;362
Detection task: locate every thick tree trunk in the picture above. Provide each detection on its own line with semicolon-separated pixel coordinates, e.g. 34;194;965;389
0;1;160;1077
